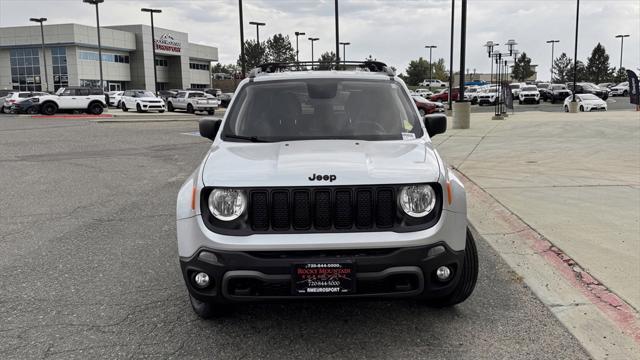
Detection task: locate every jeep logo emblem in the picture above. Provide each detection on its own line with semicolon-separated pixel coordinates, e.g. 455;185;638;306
308;173;336;182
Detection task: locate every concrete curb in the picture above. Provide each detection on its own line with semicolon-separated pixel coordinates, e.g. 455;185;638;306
458;169;640;359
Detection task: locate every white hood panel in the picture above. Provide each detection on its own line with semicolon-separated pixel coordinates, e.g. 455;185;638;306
202;140;441;187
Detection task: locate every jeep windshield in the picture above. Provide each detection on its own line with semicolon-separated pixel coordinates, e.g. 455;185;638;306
222;79;423;142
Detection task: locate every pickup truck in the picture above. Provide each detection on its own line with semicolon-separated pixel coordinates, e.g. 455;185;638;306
37;87;107;115
166;91;219;115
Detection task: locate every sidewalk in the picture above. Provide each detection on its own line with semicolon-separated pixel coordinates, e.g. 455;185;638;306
436;110;640;358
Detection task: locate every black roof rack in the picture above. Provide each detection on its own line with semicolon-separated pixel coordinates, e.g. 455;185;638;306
249;61;395;78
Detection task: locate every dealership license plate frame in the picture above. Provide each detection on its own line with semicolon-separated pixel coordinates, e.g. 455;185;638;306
292;262;355;296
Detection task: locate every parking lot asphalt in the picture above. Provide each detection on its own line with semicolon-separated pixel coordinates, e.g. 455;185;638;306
0;115;591;359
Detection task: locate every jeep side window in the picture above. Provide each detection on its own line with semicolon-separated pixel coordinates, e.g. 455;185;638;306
78;89;90;96
176;92;186;98
62;89;74;96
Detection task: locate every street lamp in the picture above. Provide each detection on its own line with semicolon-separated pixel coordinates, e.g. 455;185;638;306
339;41;350;66
84;0;105;90
334;0;340;68
484;41;498;86
308;37;319;68
546;40;559;83
294;31;306;63
615;34;630;70
238;0;246;75
425;45;437;84
249;21;266;64
141;8;162;93
571;0;580;105
448;0;455;111
505;39;517;56
30;17;49;92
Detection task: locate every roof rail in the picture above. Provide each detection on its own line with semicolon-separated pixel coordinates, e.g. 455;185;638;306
249;61;395;78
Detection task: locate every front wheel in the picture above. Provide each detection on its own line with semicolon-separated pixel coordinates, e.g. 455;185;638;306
159;110;165;113
424;228;478;307
167;102;174;112
207;110;214;115
623;90;628;97
88;102;103;115
536;99;540;104
564;105;569;112
121;102;128;112
187;104;194;113
40;102;58;116
26;106;39;114
136;103;146;113
579;105;584;112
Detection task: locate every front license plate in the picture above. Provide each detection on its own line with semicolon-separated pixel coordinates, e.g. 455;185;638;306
293;262;355;295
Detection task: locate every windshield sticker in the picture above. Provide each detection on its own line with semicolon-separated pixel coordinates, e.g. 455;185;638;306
402;132;416;140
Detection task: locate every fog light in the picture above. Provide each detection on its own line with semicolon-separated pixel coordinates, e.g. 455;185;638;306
194;272;210;288
436;266;452;281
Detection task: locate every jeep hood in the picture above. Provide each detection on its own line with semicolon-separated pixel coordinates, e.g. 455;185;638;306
201;140;441;187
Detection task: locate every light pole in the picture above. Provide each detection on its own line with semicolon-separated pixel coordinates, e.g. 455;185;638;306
448;0;455;110
425;45;437;84
249;21;266;64
295;31;306;63
546;40;559;83
334;0;340;68
484;41;498;86
141;8;162;93
84;0;105;90
452;0;469;129
571;0;580;105
339;42;350;66
239;0;246;75
308;37;319;68
30;17;49;92
505;39;517;57
615;34;630;70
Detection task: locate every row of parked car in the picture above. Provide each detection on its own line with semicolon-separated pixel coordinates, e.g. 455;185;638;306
0;87;235;116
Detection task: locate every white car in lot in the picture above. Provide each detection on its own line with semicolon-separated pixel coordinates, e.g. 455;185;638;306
509;83;524;97
107;91;124;108
120;90;166;113
415;88;433;98
176;61;477;318
477;87;499;106
563;94;608;112
609;82;629;97
167;90;219;115
2;91;47;113
37;87;107;115
419;79;447;88
518;85;540;104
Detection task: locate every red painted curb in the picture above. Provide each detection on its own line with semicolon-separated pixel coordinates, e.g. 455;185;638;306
30;114;114;119
459;171;640;344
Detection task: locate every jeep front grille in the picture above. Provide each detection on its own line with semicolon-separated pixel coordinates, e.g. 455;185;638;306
200;184;442;235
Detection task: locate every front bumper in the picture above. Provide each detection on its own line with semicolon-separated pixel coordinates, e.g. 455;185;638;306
519;97;539;104
193;103;219;111
181;242;465;303
140;102;166;111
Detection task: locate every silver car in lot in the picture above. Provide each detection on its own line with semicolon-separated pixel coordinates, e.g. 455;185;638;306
176;61;478;318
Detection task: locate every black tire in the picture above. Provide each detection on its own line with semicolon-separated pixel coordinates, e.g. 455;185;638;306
579;105;584;112
40;102;57;115
518;100;522;105
564;105;569;112
187;104;194;113
189;294;227;319
536;99;540;104
116;100;121;108
136;103;143;113
88;102;103;115
26;106;39;114
121;102;128;112
551;98;555;104
159;110;165;113
207;110;214;115
623;90;629;97
425;228;478;307
167;102;174;112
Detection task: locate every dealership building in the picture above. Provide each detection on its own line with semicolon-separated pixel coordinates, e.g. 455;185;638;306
0;23;218;92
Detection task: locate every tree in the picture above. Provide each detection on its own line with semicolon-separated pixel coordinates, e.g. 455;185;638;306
212;63;239;75
432;58;448;82
266;34;295;62
567;60;587;82
552;52;573;83
237;39;267;71
511;52;535;82
613;67;627;83
585;43;615;84
404;57;448;86
317;51;337;70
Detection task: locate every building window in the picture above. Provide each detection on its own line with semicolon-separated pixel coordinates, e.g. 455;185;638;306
156;82;168;90
79;51;129;63
189;83;207;89
52;47;68;91
189;63;209;71
155;59;168;67
10;48;42;91
80;79;101;87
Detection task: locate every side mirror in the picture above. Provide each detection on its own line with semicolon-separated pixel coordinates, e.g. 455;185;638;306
423;114;447;137
199;118;222;141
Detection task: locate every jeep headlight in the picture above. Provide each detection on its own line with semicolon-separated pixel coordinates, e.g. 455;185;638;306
208;188;246;221
398;185;436;218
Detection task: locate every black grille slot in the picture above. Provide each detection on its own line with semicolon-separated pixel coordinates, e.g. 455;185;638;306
292;191;311;230
376;188;395;228
334;190;353;229
271;191;290;230
356;190;373;228
250;191;269;230
314;190;331;229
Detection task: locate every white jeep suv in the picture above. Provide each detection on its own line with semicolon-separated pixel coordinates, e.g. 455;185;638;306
37;87;107;115
176;61;477;318
120;90;166;113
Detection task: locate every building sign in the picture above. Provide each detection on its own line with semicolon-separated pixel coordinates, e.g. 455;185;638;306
155;33;181;53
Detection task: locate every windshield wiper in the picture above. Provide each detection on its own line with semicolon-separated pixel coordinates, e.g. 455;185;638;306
223;134;270;143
